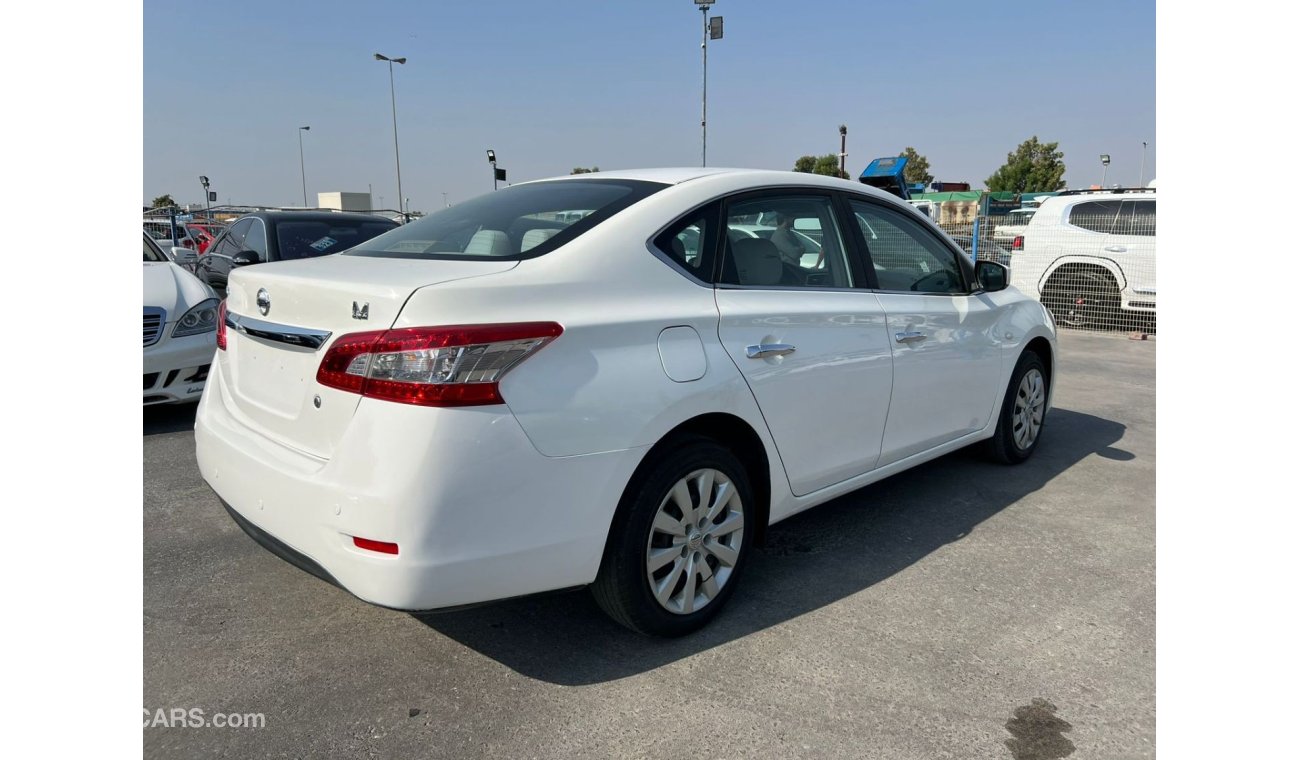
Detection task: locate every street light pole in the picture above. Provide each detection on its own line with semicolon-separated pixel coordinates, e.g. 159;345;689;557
701;1;709;167
838;125;848;178
1100;154;1111;188
374;53;407;217
1139;141;1148;187
298;126;311;207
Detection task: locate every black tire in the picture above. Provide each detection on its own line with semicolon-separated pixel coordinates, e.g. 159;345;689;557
1042;270;1120;330
986;351;1050;465
592;436;755;637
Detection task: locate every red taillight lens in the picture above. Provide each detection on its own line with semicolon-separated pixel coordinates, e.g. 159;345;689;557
352;536;399;555
216;300;227;350
316;322;563;407
1012;236;1024;251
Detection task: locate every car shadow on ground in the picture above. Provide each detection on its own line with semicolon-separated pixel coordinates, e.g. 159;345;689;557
143;403;198;436
414;408;1129;685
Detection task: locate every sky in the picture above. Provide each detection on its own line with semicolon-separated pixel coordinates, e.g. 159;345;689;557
144;0;1155;212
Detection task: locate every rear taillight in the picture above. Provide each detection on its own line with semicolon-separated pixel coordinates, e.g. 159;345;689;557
1012;236;1024;251
216;300;227;350
316;322;563;407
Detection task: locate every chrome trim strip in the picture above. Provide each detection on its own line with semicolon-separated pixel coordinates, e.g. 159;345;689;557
226;312;332;350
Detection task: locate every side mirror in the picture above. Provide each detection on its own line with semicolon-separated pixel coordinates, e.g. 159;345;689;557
231;250;261;267
974;260;1009;292
171;246;197;264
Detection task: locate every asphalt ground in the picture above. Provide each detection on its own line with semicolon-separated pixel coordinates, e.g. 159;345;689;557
144;330;1155;759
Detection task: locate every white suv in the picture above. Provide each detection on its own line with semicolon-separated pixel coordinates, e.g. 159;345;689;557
1010;189;1156;329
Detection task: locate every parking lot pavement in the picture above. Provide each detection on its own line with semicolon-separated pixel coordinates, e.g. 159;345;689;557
144;331;1155;759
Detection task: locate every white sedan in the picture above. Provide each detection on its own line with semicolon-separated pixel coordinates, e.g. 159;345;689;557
195;168;1056;636
144;233;219;404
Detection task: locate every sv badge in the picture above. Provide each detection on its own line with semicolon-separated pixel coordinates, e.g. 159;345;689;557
352;301;369;320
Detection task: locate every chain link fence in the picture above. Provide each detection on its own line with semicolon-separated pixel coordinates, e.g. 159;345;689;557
940;190;1156;335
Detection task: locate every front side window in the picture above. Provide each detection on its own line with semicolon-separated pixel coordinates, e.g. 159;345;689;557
849;199;965;294
347;179;667;261
719;195;853;288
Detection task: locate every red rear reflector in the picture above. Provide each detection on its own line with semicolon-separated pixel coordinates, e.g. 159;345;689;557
1012;235;1024;251
353;536;399;555
216;300;227;350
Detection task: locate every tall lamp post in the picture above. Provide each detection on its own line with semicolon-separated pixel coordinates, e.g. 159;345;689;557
1139;141;1148;187
297;126;311;207
374;53;407;217
199;175;211;219
694;1;723;167
1100;154;1111;188
838;125;848;178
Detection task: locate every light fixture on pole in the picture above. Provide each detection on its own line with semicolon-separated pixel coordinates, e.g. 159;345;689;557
487;149;506;190
374;53;407;217
199;175;211;218
694;1;722;167
298;126;311;207
1100;154;1111;188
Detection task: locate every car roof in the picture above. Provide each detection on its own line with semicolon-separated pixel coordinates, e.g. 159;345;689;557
237;211;399;224
523;167;870;190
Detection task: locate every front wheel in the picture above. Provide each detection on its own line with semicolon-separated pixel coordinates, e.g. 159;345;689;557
592;437;754;637
987;351;1050;465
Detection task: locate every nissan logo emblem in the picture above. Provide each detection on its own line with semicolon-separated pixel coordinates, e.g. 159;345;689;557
256;288;271;316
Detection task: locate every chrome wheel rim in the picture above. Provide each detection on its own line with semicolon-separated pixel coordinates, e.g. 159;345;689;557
1012;368;1047;450
646;468;745;615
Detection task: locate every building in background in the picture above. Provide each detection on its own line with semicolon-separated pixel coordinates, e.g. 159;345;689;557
317;192;373;212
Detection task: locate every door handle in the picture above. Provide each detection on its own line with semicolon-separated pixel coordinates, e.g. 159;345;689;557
894;331;927;344
1104;245;1127;252
746;343;796;359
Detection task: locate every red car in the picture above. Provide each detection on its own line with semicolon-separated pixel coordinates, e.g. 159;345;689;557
184;223;226;254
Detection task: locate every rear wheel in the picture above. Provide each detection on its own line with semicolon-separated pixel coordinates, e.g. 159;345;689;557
987;351;1050;465
1042;271;1120;330
592;437;754;637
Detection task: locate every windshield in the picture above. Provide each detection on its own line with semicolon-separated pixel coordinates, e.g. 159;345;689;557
346;179;668;260
276;219;400;261
143;234;168;262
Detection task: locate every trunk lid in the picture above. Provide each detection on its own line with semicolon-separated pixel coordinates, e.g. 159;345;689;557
219;254;517;459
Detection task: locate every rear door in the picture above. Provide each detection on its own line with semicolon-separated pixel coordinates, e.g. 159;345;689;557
713;190;894;496
845;197;1005;466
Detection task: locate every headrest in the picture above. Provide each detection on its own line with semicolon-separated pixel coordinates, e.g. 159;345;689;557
520;228;560;252
732;237;784;286
465;229;512;256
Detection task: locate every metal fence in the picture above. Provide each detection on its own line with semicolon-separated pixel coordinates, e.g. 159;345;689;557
941;193;1156;335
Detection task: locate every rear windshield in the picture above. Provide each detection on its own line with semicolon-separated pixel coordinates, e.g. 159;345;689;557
346;179;668;261
276;220;399;261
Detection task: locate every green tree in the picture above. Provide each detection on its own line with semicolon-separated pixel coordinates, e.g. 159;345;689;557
792;154;848;179
899;147;933;186
570;166;600;174
150;194;177;209
985;137;1067;193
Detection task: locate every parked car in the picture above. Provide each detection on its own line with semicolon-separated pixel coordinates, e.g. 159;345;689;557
185;222;225;254
196;168;1056;636
990;207;1036;249
1010;188;1156;329
144;219;199;258
143;233;218;404
197;211;400;295
951;235;1013;269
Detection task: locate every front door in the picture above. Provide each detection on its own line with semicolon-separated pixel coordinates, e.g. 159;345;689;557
845;197;1006;466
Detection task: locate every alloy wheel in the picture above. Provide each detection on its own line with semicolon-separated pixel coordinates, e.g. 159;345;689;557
645;468;745;615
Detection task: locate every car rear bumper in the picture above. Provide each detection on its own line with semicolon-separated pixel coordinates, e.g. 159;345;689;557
143;331;216;404
194;368;647;611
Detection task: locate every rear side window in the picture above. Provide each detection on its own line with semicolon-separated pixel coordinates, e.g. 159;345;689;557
1114;200;1156;236
346;179;667;260
1068;201;1122;233
653;204;717;279
277;220;398;261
